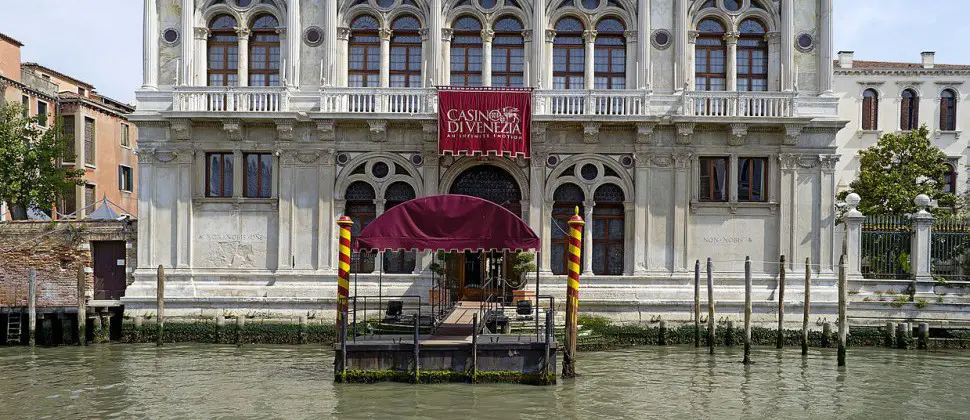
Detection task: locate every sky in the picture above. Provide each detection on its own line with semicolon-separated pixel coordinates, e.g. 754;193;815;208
1;0;969;104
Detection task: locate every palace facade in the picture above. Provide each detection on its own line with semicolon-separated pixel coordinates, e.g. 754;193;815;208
129;0;844;317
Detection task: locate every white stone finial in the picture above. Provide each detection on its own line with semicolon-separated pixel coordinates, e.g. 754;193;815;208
844;193;863;218
915;194;931;211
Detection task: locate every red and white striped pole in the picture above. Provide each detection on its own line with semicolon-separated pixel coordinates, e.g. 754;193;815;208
562;206;584;378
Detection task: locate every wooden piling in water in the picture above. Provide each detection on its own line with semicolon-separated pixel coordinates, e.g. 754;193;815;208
837;255;847;367
918;323;929;350
896;323;908;349
28;268;36;347
885;322;895;348
694;260;701;348
725;320;734;347
236;317;245;345
706;258;715;355
658;320;667;346
215;316;225;342
777;256;786;349
157;265;165;346
743;257;753;364
822;322;831;348
77;266;86;346
802;257;811;356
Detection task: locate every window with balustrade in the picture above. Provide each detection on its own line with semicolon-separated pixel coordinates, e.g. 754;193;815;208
862;88;879;130
901;89;919;131
346;181;377;273
592;184;625;276
551;183;585;276
737;19;767;92
249;15;281;87
553;18;585;90
349;15;381;87
383;182;417;273
491;17;524;88
390;15;423;88
207;15;239;86
941;89;957;131
594;18;625;90
451;16;483;86
695;18;726;91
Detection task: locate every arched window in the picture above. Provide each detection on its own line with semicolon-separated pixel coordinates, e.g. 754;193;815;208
551;183;585;276
941;89;957;131
349;15;381;87
901;89;919;131
390;15;422;87
553;18;585;90
862;88;879;130
695;18;726;91
207;15;239;86
492;17;524;87
345;181;377;273
451;16;483;86
943;163;957;194
592;184;624;276
383;182;417;274
737;19;767;92
594;18;626;90
249;15;281;86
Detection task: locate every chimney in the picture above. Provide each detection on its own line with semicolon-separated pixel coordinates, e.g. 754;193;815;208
921;51;935;69
838;51;854;69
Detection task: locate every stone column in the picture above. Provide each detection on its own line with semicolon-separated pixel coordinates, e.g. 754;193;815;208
544;30;556;89
236;28;251;87
687;31;697;90
583;30;597;90
481;29;494;87
287;0;301;87
778;155;797;270
193;27;209;86
337;28;350;87
380;28;392;87
429;0;442;86
625;31;638;88
582;200;595;276
766;32;781;92
725;32;739;92
637;0;650;90
674;0;687;91
143;0;159;89
323;0;338;84
673;152;691;272
181;0;194;85
821;155;838;273
818;0;834;94
633;151;649;274
276;28;289;85
911;195;934;285
374;199;387;273
529;151;547;235
441;29;453;85
532;0;546;88
843;193;864;280
624;201;635;275
319;149;336;272
523;30;534;86
781;0;795;91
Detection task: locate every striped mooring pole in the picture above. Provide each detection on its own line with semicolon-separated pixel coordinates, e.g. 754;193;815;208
336;217;354;329
562;206;585;379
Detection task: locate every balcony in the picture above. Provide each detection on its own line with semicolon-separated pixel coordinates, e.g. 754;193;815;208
534;90;649;117
320;87;436;114
683;91;796;118
173;86;290;113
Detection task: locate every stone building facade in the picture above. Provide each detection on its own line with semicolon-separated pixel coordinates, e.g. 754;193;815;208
130;0;845;318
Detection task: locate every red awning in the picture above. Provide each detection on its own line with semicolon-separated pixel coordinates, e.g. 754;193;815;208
353;195;539;252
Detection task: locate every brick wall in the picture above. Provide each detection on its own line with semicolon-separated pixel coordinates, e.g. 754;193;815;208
0;220;136;308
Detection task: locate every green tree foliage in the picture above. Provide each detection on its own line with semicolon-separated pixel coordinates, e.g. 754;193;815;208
837;125;955;215
0;102;85;220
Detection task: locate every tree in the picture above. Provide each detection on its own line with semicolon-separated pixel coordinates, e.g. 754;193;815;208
0;102;85;220
838;125;955;216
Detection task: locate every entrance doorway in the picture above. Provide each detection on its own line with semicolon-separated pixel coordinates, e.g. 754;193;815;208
92;241;127;300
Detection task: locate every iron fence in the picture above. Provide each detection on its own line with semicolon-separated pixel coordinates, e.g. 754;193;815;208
931;216;970;281
861;215;912;280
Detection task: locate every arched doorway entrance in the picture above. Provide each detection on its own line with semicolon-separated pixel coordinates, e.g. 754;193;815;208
447;164;524;300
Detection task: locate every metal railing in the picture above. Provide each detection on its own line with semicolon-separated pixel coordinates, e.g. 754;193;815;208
321;87;436;114
861;215;913;280
173;86;289;112
932;216;970;281
349;295;429;341
683;91;796;118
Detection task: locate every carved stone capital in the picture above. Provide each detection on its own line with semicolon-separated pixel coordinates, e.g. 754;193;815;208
170;119;193;141
274;27;287;38
687;30;699;44
367;119;388;143
379;28;393;41
765;31;781;43
422;148;440;167
676;122;695;145
674;151;693;170
779;153;799;171
532;122;548;143
636;122;656;145
419;28;429;41
441;28;454;42
194;27;210;40
784;123;806;146
531;150;549;167
521;29;533;42
421;120;438;143
583;30;598;43
624;30;638;42
583;123;601;144
545;29;557;42
234;27;251;39
336;27;351;41
222;119;243;141
723;31;740;43
275;119;294;141
480;29;495;43
317;120;336;142
820;154;840;171
729;123;749;146
645;153;674;168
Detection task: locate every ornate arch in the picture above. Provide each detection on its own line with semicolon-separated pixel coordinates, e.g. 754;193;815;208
439;157;530;200
335;152;424;200
445;6;490;27
690;9;733;31
386;6;428;28
548;8;594;30
544;154;634;203
736;10;777;32
199;1;287;27
200;5;243;27
590;7;636;30
339;4;389;28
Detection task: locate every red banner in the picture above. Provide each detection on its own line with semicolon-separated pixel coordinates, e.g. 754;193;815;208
438;87;532;158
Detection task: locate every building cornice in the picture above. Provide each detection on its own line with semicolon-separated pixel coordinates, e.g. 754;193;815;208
0;74;58;102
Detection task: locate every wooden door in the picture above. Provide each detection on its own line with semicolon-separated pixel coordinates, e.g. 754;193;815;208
92;241;127;300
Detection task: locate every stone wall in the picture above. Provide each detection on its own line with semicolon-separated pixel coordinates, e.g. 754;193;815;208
0;220;137;308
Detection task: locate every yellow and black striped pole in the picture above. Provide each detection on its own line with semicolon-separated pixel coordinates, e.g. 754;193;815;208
336;216;354;329
562;206;584;378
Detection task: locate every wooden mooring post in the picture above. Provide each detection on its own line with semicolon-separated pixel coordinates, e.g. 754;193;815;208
77;266;86;346
743;257;752;364
837;255;847;367
694;260;701;348
885;322;895;348
706;257;715;355
802;257;810;356
28;268;36;347
157;265;165;346
562;208;584;378
918;323;930;350
777;256;786;349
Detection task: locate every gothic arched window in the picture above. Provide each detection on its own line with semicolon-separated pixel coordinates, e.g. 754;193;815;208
553;17;585;90
695;18;726;91
944;163;957;194
901;88;919;131
390;15;422;87
451;16;483;86
492;17;524;87
862;88;879;130
349;15;381;87
592;183;624;275
249;14;281;86
207;15;239;86
594;18;626;90
345;181;377;273
383;182;417;274
551;183;585;275
941;89;957;131
737;19;767;92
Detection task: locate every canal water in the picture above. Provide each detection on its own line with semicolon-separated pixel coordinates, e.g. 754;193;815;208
1;345;968;419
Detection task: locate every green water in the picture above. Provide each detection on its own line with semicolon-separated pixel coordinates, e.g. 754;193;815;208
1;344;968;419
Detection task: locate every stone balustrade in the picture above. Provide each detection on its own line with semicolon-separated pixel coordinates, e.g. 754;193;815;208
173;86;290;112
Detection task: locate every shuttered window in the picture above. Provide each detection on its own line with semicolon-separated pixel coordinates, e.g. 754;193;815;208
84;117;95;166
862;89;878;130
